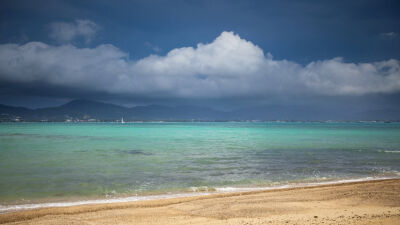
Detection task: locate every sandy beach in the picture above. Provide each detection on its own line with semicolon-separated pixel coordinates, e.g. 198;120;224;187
0;179;399;225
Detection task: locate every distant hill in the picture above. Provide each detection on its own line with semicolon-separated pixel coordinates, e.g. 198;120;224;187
0;104;31;119
0;100;229;121
34;99;127;120
0;99;399;121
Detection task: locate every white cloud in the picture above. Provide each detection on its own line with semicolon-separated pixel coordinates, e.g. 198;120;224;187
301;58;400;95
380;32;398;39
0;31;399;99
145;42;162;53
137;32;265;77
49;19;99;43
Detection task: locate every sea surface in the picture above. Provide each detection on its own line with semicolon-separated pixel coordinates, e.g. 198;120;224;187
1;122;400;211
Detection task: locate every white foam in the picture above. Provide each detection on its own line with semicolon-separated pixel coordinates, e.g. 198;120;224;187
215;177;386;192
1;176;398;213
0;192;211;213
384;150;400;153
215;184;292;192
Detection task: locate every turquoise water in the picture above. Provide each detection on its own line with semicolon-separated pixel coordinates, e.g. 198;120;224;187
0;122;400;205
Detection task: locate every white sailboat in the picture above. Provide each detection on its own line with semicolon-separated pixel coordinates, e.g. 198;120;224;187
121;117;125;124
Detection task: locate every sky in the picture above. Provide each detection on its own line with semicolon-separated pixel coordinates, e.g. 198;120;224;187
0;0;399;112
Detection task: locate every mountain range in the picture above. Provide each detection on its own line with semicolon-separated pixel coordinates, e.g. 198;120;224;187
0;99;399;121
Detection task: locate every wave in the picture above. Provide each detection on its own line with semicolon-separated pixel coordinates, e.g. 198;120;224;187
215;176;398;192
0;192;212;213
1;176;399;213
383;150;400;153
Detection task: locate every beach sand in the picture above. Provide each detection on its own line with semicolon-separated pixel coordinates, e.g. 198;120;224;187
0;179;399;225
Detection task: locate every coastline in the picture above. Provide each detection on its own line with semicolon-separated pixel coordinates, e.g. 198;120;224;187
1;178;399;224
1;176;398;213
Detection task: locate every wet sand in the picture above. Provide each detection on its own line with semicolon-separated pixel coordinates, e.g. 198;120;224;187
1;179;399;225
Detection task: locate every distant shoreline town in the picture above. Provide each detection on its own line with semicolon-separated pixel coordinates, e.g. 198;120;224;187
1;117;399;123
1;99;400;122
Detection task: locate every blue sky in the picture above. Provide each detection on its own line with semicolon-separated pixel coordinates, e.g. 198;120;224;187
2;0;399;62
0;0;399;111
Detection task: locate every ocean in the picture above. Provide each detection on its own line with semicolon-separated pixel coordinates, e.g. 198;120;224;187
0;122;399;211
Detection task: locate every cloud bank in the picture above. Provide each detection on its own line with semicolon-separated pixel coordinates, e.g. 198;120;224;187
49;19;99;43
0;31;399;100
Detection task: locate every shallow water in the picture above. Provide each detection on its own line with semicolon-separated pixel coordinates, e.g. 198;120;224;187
0;122;399;206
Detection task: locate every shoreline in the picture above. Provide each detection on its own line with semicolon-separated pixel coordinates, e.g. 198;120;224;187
1;176;399;213
1;178;399;224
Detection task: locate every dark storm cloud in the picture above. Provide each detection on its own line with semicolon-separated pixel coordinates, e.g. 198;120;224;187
0;0;400;110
